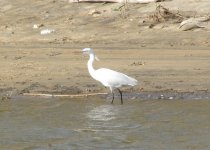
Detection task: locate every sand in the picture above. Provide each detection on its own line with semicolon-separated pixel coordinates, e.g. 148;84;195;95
1;0;210;99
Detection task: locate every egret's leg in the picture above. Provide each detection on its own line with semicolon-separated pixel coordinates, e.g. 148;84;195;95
111;92;115;104
117;88;123;104
110;87;115;104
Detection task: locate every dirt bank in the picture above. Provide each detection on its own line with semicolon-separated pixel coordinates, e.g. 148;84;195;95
1;0;210;100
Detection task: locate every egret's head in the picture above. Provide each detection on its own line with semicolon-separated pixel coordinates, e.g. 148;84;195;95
82;48;99;61
82;48;94;55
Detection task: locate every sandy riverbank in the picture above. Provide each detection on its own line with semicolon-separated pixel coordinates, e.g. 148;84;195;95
1;0;210;99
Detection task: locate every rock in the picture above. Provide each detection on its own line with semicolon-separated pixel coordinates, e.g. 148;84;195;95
33;24;44;29
40;29;55;35
179;16;210;31
88;9;101;17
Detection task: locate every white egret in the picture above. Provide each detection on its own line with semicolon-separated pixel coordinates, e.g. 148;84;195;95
82;48;138;104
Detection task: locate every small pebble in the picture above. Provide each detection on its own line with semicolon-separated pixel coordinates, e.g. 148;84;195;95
33;24;44;29
169;97;174;100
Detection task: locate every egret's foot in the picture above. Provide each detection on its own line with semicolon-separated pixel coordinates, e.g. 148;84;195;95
120;99;123;105
111;92;114;104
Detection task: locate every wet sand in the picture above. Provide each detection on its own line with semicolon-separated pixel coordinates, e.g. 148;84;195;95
1;46;210;100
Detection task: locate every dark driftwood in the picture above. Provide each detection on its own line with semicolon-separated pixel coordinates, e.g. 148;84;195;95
69;0;159;3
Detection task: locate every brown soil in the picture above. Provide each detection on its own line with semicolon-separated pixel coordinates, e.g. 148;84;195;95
1;0;210;99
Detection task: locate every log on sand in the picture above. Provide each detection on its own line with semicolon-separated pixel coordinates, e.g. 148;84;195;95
69;0;160;3
22;92;107;98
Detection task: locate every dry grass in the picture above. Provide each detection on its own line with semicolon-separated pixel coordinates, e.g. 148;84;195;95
149;5;184;23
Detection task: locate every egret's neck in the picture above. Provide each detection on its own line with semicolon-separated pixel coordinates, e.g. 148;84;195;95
87;53;96;78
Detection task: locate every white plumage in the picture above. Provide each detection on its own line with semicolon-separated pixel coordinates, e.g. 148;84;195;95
82;48;138;104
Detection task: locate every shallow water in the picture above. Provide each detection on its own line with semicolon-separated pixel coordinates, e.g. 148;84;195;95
0;97;210;150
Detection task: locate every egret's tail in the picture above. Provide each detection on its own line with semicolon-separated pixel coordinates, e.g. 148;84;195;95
127;76;138;86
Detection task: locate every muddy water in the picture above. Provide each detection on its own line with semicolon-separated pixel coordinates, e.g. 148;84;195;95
0;97;210;150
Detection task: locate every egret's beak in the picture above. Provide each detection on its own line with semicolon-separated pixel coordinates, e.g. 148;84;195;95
82;50;89;56
82;50;87;59
82;50;86;54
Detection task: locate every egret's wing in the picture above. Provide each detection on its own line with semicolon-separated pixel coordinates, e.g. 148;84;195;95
95;68;137;87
